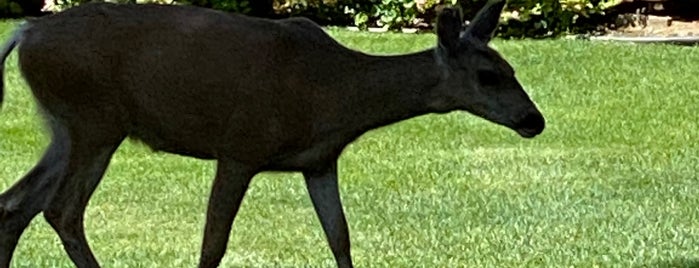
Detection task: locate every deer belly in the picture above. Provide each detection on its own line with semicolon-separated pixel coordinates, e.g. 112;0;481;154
263;138;347;171
128;126;218;159
127;117;305;163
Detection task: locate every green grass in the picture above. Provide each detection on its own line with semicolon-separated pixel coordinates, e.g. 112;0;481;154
1;21;698;267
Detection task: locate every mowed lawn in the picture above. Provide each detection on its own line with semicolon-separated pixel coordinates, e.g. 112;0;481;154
0;20;697;267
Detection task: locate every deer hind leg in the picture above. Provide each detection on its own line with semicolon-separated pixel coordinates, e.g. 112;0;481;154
42;127;124;268
0;118;71;267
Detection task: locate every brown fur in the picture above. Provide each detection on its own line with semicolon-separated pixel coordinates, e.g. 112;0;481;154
0;1;544;267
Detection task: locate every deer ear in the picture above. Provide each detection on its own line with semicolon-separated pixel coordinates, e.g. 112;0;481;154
464;0;506;44
435;6;464;56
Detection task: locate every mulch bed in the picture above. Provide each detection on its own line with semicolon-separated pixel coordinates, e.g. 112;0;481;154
593;17;699;45
585;1;699;45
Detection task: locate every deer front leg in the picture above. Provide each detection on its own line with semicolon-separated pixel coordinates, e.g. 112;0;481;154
198;159;255;268
303;163;353;268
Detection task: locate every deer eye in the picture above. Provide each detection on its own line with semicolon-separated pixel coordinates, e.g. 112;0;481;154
477;70;500;86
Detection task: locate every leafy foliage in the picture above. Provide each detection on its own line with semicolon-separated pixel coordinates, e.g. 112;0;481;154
40;0;621;38
347;0;458;30
0;0;25;17
181;0;251;13
498;0;619;38
43;0;174;12
274;0;357;26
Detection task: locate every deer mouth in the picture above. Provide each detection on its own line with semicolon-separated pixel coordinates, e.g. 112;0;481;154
513;112;545;138
515;127;542;138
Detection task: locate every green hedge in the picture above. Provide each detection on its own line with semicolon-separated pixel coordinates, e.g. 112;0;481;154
0;0;28;17
41;0;620;38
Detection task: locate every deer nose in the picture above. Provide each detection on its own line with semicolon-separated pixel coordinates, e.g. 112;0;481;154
515;112;545;138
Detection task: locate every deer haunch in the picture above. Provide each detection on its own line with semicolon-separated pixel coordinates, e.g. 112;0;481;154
0;1;544;267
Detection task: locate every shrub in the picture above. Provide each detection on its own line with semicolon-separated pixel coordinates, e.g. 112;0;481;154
42;0;175;12
0;0;25;17
274;0;357;25
498;0;619;38
345;0;458;30
180;0;251;13
41;0;620;38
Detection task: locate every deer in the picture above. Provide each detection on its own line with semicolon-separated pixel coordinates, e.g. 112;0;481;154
0;0;544;267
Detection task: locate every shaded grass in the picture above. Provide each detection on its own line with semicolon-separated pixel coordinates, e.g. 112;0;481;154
0;21;697;267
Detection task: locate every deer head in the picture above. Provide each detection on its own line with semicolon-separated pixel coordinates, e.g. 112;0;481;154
430;1;545;138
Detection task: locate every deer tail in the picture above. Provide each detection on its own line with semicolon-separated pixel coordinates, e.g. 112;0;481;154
0;22;28;110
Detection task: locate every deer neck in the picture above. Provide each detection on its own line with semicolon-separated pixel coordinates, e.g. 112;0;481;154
339;49;444;134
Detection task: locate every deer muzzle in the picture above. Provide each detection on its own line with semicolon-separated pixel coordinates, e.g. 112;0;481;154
514;111;545;138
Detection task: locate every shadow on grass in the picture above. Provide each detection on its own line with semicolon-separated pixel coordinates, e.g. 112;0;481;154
651;258;699;268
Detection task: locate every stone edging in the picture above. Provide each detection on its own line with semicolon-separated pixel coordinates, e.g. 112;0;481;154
585;35;699;46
